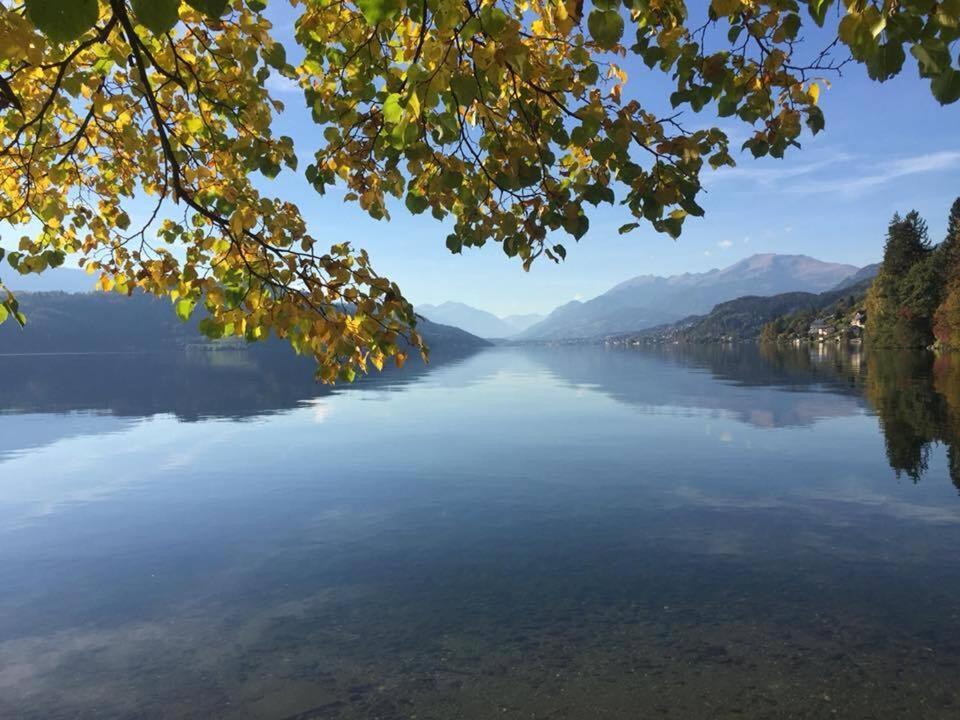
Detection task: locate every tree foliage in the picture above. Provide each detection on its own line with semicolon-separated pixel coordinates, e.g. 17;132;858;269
865;210;939;348
933;196;960;346
2;0;960;379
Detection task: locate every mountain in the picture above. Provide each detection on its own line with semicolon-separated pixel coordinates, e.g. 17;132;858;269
417;301;518;338
519;254;862;340
2;267;94;293
501;313;546;333
0;292;490;356
831;262;880;291
618;277;875;345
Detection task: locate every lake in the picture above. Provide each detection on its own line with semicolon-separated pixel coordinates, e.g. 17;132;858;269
1;344;960;719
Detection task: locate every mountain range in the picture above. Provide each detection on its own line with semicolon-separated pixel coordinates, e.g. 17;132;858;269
518;254;863;340
0;291;489;357
4;254;875;344
417;301;544;339
617;272;878;345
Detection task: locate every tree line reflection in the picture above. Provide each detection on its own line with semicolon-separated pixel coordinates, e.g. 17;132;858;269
2;342;960;487
864;351;960;488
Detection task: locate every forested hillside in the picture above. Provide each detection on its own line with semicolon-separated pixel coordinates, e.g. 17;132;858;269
612;278;874;345
864;200;960;349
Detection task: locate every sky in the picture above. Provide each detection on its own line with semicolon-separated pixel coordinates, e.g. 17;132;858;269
255;4;960;316
9;4;959;318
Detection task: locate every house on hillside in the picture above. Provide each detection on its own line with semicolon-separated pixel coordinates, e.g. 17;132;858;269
809;319;835;338
850;310;866;328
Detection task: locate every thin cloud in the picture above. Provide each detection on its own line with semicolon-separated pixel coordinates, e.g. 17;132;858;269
717;239;733;249
789;150;960;196
708;152;854;186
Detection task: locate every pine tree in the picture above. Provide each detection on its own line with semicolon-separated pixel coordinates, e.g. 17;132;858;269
933;197;960;347
881;211;930;276
867;211;937;348
947;197;960;246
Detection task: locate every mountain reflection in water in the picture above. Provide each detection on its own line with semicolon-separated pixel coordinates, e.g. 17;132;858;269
2;343;960;719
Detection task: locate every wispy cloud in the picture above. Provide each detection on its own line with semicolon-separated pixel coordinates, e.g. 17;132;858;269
717;239;733;249
708;153;854;186
707;149;960;198
788;151;960;196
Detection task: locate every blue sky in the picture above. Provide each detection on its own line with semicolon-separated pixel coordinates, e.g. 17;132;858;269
258;5;960;316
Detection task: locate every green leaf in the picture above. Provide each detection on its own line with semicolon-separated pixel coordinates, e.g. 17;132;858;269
356;0;401;25
258;156;281;178
175;298;196;322
911;43;948;77
805;106;825;134
591;139;615;163
132;0;180;35
563;213;589;240
405;192;429;214
450;75;478;105
0;304;7;324
264;42;286;69
580;63;600;85
618;223;639;234
658;216;683;239
185;0;229;18
25;0;98;43
717;95;738;117
43;250;66;268
808;0;831;27
441;170;464;189
931;69;960;105
383;93;402;124
867;42;905;81
479;5;508;34
445;234;463;253
587;10;624;51
198;317;225;339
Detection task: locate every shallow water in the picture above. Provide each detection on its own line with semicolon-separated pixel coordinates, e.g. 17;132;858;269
1;344;960;719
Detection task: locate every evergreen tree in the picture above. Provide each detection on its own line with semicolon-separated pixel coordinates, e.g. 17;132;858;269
882;211;930;276
867;211;937;348
947;197;960;246
933;197;960;347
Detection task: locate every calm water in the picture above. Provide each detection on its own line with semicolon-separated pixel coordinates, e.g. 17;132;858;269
2;344;960;719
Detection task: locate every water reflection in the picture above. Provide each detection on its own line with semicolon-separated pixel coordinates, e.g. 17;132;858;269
864;351;960;488
522;343;868;429
0;345;480;419
525;343;960;488
2;344;960;718
5;343;960;489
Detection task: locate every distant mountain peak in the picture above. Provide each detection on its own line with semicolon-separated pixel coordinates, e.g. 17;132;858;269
521;253;867;341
